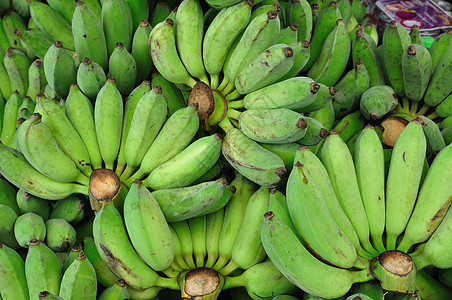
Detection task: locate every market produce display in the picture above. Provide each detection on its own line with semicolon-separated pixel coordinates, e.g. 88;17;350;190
0;0;452;299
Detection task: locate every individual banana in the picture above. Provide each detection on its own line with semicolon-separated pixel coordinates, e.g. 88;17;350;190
0;91;23;146
0;242;29;300
353;126;386;253
150;1;172;27
101;0;133;56
123;179;175;271
4;47;30;96
420;115;446;158
428;29;452;72
0;178;19;214
14;212;46;248
261;212;374;299
360;85;399;120
382;20;411;97
408;24;424;46
65;84;103;170
203;0;253;88
307;19;350;86
50;195;86;226
296;82;336;113
25;239;62;300
15;29;54;60
436;92;452;118
297;116;328;146
58;252;97;300
143;133;222;190
235;44;294;94
169;220;196;269
0;143;88;200
277;40;311;82
2;11;28;54
45;219;76;252
238;108;307;143
72;1;108;71
0;50;12;100
26;59;47;101
205;207;225;268
149;19;197;88
332;110;365;143
122;86;167;179
98;279;129;300
276;25;298;45
34;94;92;177
260;142;299;173
131;20;153;84
94;78;124;170
288;0;312;42
76;58;107;101
107;42;137;96
83;236;119;288
150;178;227;222
188;214;207;267
0;204;19;249
16;113;89;185
402;44;432;102
320;132;377;255
423;48;452;107
151;72;186;115
385;117;426;250
206;0;243;9
28;0;75;50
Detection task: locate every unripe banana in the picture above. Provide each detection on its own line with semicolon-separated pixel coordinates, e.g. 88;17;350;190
332;110;365;143
205;207;225;269
47;0;75;23
43;41;76;97
25;239;62;300
151;71;186;115
277;40;310;82
62;246;82;273
98;279;129;300
0;50;12;100
49;195;87;225
0;91;23;146
2;11;28;55
0;19;10;52
124;179;175;271
101;0;133;56
15;29;54;60
83;236;119;288
436;92;452;118
26;59;47;101
277;25;298;45
0;178;19;214
187;214;207;267
76;58;107;101
58;252;97;300
421;115;446;159
206;0;242;9
360;85;399;120
14;212;46;248
0;242;29;300
402;44;432;102
296;83;335;113
429;29;452;72
125;0;149;30
223;128;287;187
4;47;30;96
288;0;312;42
0;204;19;249
169;220;196;269
424;48;452;107
107;42;137;96
72;1;108;71
150;1;172;27
45;219;76;252
143;133;222;190
17;189;50;220
131;20;153;84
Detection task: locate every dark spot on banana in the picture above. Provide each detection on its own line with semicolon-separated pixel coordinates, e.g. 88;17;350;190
403;152;406;163
83;34;87;38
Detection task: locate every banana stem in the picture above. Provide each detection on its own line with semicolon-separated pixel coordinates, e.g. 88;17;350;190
217;74;229;91
410;100;419;114
417;104;431;116
218;117;235;133
210;74;219;90
352;268;375;284
222;81;235;95
155;276;179;290
200;75;210;87
227;108;242;121
105;161;114;171
228;99;244;109
187;77;198;89
162;267;180;278
426;111;439;121
115;162;126;177
371;234;387;254
75;184;89;196
120;164;135;182
218;260;239;276
222;273;245;290
225;89;241;101
402;97;410;112
76;173;90;186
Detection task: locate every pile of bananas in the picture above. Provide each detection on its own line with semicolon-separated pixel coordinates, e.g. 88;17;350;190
1;0;452;299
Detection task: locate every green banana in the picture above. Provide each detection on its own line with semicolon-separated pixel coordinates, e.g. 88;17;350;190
150;178;227;222
0;91;23;146
35;94;92;177
107;42;137;96
14;212;46;248
402;44;432;102
421;115;446;158
131;20;153;84
260;142;300;173
0;178;19;215
205;207;225;268
76;58;107;101
143;133;222;190
45;218;76;252
277;40;311;81
4;47;30;96
25;239;62;300
276;25;298;45
26;59;47;101
98;279;129;300
65;84;103;170
12;0;29;17
150;1;172;27
46;0;74;23
424;48;452;107
409;24;424;46
296;83;335;113
58;252;97;300
360;85;399;120
332;110;365;143
125;0;150;30
351;0;366;23
0;19;10;52
238;108;307;143
28;0;75;50
151;71;186;115
72;1;108;71
428;29;452;72
0;242;29;300
297;116;328;146
385;118;426;250
2;11;28;55
101;0;133;56
43;41;76;97
0;50;12;100
94;78;124;170
436;92;452;118
169;220;196;269
0;143;88;200
123;180;175;271
49;195;86;226
382;20;411;97
149;19;197;88
206;0;243;9
0;204;19;249
15;29;54;60
188;214;207;267
288;0;312;42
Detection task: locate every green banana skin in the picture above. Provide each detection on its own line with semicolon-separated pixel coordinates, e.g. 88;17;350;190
143;133;222;190
0;91;23;146
45;218;76;252
277;40;311;82
83;236;120;288
243;76;319;110
58;252;97;300
122;86;167;178
260;142;300;173
44;41;77;98
235;44;295;94
382;20;411;97
150;1;172;27
0;242;29;300
206;0;243;9
428;29;452;72
351;0;367;23
238;108;307;143
226;10;281;85
296;83;335;113
336;0;352;26
151;71;186;116
176;0;208;84
29;0;75;50
276;24;298;45
35;94;92;177
288;0;312;42
267;188;298;237
76;58;107;101
0;50;12;100
15;29;54;60
188;214;207;267
102;0;133;56
126;0;150;30
169;220;196;269
72;1;108;72
16;113;89;185
149;19;197;88
0;204;19;249
409;24;424;46
261;213;374;299
332;110;365;143
402;44;432;102
0;178;19;215
421;115;446;158
414;268;452;300
46;0;74;23
297;116;328;146
107;42;137;97
131;20;153;84
443;125;452;146
123;180;175;271
436;92;452;118
0;143;87;200
151;178;227;222
424;48;452;107
307;19;350;87
397;141;452;253
115;80;151;176
12;0;30;18
302;1;341;72
360;85;399;121
205;206;225;269
14;212;46;248
94;78;123;170
2;11;28;55
224;261;299;299
98;279;129;300
65;84;103;170
49;194;86;225
439;114;452;129
26;59;47;101
0;18;10;52
222;128;287;187
385;118;426;250
25;239;62;300
333;60;370;118
4;47;30;97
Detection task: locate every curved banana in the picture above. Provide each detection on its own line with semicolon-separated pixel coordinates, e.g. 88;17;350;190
429;29;452;72
151;71;186;116
0;204;19;249
0;242;29;300
402;44;432;102
277;40;311;82
26;59;47;101
131;20;153;84
107;42;137;96
4;47;30;96
15;29;54;60
101;0;133;56
288;0;312;42
205;207;225;268
0;91;23;146
423;48;452;107
169;220;196;269
188;214;207;267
